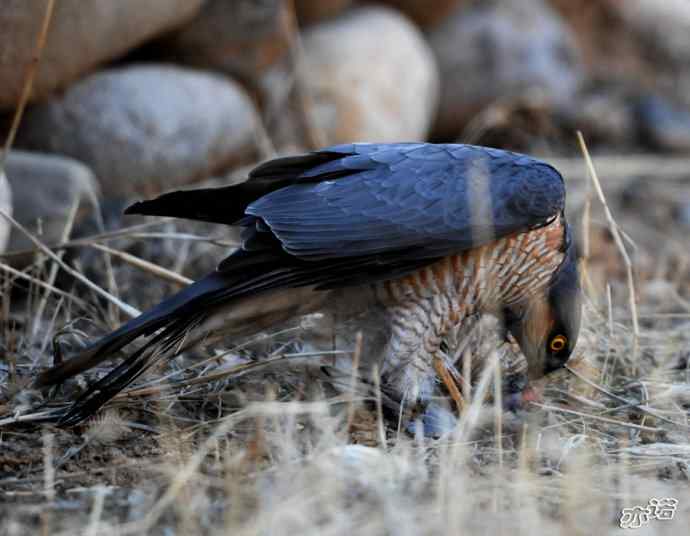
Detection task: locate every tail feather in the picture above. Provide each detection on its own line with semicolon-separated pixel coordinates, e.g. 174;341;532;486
37;249;345;424
125;186;250;226
57;313;205;426
35;272;234;388
124;151;347;225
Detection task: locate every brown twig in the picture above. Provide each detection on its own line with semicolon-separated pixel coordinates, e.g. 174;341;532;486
433;355;466;414
89;243;193;287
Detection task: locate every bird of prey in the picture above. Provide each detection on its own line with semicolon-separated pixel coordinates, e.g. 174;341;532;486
36;143;582;426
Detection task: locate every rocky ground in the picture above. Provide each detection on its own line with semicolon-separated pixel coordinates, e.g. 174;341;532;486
2;1;690;534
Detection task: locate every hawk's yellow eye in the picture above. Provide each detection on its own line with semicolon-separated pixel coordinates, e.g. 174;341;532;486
549;335;567;352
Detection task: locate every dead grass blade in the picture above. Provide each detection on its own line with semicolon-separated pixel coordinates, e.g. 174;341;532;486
89;243;193;287
0;261;88;310
32;197;80;338
114;351;347;400
535;402;661;432
0;208;141;318
566;364;688;428
0;221;236;260
345;332;363;435
577;132;640;369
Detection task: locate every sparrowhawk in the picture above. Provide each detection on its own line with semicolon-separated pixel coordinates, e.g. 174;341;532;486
37;143;582;426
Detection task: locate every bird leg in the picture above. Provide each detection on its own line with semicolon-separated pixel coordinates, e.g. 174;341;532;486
432;355;466;413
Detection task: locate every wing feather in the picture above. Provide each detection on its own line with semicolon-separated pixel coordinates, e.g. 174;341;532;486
245;143;565;260
126;142;565;274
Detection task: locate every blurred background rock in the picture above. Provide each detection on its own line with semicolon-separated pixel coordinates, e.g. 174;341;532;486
2;0;690;284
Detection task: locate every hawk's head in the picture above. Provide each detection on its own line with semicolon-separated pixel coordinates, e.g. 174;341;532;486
503;227;582;380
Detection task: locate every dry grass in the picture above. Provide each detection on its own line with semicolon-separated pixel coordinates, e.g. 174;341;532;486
1;149;690;535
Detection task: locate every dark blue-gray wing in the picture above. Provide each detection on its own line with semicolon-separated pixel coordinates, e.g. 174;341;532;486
246;143;565;260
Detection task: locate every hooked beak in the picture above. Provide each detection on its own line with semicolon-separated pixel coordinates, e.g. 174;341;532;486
504;299;552;380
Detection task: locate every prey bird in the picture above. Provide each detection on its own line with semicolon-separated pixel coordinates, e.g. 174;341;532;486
36;143;582;426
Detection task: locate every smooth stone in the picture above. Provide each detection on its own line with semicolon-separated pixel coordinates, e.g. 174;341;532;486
17;65;258;196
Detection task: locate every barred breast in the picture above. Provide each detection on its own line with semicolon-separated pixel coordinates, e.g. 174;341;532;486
377;216;566;321
297;217;566;403
373;216;567;400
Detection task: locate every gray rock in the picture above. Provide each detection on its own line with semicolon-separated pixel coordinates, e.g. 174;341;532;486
263;6;439;146
4;151;99;255
636;95;690;153
0;170;11;253
429;0;583;139
164;0;290;86
0;0;203;109
17;65;258;196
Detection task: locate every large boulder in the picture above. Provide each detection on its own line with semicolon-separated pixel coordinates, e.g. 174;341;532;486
0;170;11;253
4;151;99;255
263;6;439;146
0;0;203;109
17;65;258;196
163;0;290;86
429;0;583;139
